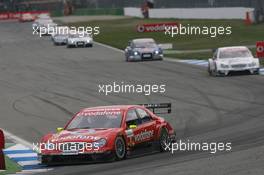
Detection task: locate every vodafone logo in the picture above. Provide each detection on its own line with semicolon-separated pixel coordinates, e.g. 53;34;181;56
257;45;264;53
136;22;179;33
137;25;145;33
256;41;264;58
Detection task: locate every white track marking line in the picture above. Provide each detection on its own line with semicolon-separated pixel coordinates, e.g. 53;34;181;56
7;153;37;158
94;41;124;53
18;160;40;166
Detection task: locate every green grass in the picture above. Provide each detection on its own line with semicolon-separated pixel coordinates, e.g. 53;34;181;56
0;156;22;175
68;18;264;51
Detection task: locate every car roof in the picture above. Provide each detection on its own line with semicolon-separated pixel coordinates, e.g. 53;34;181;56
218;46;248;51
132;38;155;43
80;105;140;112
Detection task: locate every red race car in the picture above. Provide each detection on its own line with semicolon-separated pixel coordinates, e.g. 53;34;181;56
38;103;176;165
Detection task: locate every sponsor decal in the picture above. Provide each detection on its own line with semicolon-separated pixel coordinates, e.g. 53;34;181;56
51;134;100;142
256;41;264;58
136;22;179;33
125;129;134;138
134;130;154;142
79;109;121;117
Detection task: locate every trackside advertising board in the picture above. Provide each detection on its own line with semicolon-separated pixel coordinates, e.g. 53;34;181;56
136;22;179;33
256;41;264;58
0;11;49;20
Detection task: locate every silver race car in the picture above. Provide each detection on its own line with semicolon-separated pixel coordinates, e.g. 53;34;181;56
67;33;93;48
53;33;69;45
208;46;260;76
124;38;163;61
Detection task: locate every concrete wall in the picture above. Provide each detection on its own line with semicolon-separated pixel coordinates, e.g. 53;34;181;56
124;7;254;19
124;7;143;18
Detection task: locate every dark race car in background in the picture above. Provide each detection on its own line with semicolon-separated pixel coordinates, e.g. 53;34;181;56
124;38;163;61
39;103;175;165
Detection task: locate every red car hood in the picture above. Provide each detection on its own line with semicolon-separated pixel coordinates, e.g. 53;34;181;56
48;128;118;143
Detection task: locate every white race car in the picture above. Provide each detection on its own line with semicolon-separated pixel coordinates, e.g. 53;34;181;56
67;32;93;48
208;46;260;76
32;15;52;30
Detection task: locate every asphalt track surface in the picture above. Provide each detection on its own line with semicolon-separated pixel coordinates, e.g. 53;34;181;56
0;21;264;175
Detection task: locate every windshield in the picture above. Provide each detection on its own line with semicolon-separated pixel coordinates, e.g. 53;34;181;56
134;41;157;48
219;49;252;59
66;110;122;129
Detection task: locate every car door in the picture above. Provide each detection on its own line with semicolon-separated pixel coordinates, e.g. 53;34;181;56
133;108;156;144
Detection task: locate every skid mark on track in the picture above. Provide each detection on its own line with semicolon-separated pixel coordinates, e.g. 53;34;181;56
32;95;74;116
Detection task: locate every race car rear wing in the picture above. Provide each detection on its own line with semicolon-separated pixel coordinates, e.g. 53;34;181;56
139;103;171;114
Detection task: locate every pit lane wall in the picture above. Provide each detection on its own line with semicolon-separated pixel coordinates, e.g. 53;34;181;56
124;7;254;19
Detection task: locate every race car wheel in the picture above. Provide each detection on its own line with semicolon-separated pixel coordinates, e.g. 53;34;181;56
125;55;130;62
86;44;93;47
114;136;126;160
208;65;212;76
254;68;260;75
159;128;170;152
212;68;222;77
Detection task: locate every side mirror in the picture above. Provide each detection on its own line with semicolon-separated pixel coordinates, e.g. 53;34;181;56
129;125;137;129
56;127;64;133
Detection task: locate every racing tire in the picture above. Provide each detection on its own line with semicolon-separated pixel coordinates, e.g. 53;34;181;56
254;69;260;75
86;44;93;47
159;128;170;152
208;65;212;76
67;44;72;48
212;68;224;77
114;136;126;160
125;56;130;62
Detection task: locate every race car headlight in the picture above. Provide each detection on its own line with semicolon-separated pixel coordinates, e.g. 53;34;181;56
134;51;139;56
154;50;159;55
220;64;229;68
93;138;107;148
86;40;90;43
248;62;257;67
